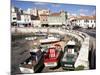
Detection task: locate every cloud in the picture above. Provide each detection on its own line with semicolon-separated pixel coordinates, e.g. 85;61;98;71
77;9;89;16
79;13;86;16
33;2;47;5
78;9;89;13
72;13;77;16
52;3;61;7
67;13;71;16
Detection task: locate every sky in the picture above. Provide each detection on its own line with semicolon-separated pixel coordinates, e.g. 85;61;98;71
11;0;96;16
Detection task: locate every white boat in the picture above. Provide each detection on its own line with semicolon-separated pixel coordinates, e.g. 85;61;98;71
19;63;34;73
39;34;60;44
25;37;37;40
67;40;76;45
35;32;47;36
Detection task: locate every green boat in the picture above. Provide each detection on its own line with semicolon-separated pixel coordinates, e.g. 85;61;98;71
61;40;78;70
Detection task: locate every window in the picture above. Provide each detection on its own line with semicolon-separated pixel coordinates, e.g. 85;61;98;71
43;19;45;21
49;48;56;57
92;24;94;28
13;17;16;20
68;49;72;54
94;20;96;23
45;19;47;21
24;19;26;22
84;19;89;23
91;20;92;23
43;11;45;14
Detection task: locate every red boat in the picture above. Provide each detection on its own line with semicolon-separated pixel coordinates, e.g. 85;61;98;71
44;44;63;67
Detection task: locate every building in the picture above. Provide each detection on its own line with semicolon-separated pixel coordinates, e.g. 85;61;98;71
11;7;20;26
25;8;50;16
70;16;96;28
25;8;38;16
11;12;18;26
17;14;31;27
26;8;51;27
11;7;70;28
11;7;24;27
48;11;68;27
76;16;96;28
31;15;41;27
40;14;49;27
38;9;50;16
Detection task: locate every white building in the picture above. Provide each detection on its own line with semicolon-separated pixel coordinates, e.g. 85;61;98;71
11;7;24;26
70;16;96;28
25;8;38;16
76;16;96;28
11;12;17;23
17;14;31;27
25;8;50;16
31;20;41;27
38;9;50;16
11;7;19;25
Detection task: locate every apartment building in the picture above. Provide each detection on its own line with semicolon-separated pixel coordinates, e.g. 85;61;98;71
76;16;96;28
11;7;19;26
25;8;38;16
70;16;96;29
31;15;41;27
38;9;50;16
48;11;68;27
17;14;31;27
40;14;49;27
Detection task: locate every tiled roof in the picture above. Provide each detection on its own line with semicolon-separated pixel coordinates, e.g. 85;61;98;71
49;13;61;16
70;16;96;20
77;16;96;20
40;14;49;16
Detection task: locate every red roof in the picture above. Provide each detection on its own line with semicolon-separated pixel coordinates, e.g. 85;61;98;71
77;16;96;20
49;13;61;16
70;15;96;20
40;14;49;16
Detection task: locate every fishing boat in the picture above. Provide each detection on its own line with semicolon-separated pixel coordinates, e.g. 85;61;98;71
19;47;44;73
61;40;78;70
39;34;60;44
44;44;63;67
34;31;47;36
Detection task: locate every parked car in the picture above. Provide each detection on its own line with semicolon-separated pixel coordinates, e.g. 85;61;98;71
61;40;78;70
